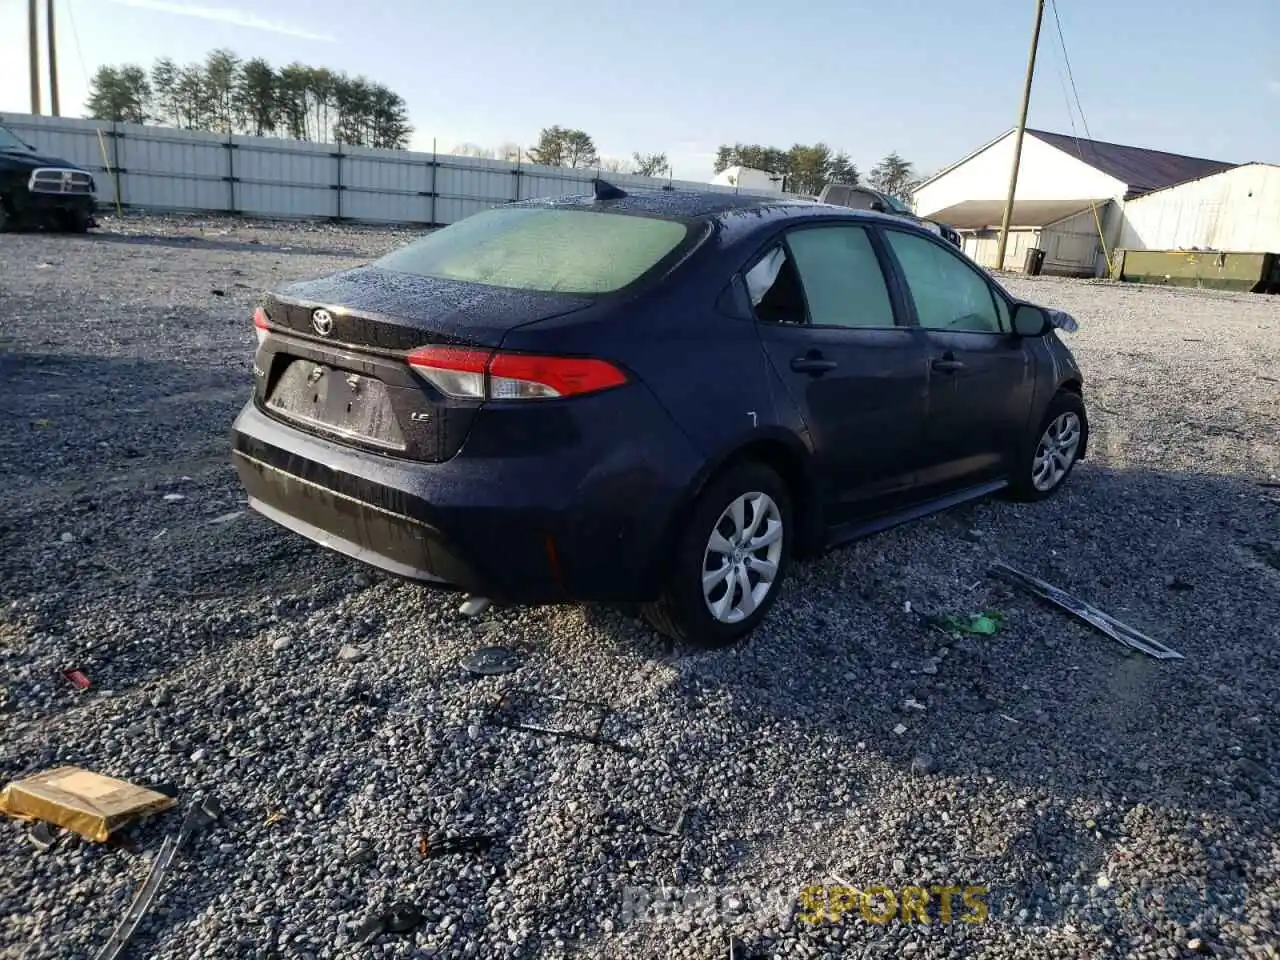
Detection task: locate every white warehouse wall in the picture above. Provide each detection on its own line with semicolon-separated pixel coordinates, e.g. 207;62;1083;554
913;131;1127;219
1117;163;1280;252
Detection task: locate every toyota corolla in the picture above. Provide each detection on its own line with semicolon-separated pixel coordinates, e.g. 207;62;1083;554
231;185;1087;647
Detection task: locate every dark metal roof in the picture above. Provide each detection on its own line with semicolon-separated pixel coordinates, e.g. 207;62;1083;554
1027;130;1236;199
927;198;1111;230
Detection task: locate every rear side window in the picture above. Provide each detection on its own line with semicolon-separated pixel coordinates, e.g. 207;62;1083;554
786;225;897;329
744;246;806;324
374;206;689;295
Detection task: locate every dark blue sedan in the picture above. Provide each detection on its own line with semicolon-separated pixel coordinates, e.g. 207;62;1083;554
231;185;1088;647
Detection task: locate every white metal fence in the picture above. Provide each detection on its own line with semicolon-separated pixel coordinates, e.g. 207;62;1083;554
1;113;785;225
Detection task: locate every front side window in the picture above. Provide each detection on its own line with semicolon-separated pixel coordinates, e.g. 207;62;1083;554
786;225;897;329
374;206;690;295
884;229;1003;334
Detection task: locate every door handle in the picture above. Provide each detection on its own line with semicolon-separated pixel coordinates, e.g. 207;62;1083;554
931;357;966;373
791;355;838;374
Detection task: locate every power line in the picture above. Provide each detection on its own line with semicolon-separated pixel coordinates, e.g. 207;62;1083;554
1049;0;1094;142
64;0;124;217
1048;0;1112;272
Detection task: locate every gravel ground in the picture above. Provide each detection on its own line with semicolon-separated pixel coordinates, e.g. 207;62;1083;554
1;214;1277;960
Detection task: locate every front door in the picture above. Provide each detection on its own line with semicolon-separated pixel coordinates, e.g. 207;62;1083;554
747;223;930;524
879;227;1036;491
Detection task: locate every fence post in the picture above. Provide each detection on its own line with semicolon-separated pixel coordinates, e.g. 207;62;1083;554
429;138;438;226
513;149;521;203
332;142;344;221
110;121;123;209
225;134;237;214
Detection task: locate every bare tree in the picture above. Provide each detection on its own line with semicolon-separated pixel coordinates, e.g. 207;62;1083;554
598;156;635;174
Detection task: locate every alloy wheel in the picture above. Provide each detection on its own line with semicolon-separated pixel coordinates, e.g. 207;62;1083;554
701;491;784;624
1032;412;1082;492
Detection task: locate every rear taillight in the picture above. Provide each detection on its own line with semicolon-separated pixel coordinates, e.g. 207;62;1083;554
253;307;270;346
407;346;627;400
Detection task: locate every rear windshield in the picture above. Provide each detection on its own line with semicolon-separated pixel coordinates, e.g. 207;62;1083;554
374;206;690;295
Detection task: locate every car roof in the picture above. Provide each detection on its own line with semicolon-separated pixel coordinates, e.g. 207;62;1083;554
514;187;889;226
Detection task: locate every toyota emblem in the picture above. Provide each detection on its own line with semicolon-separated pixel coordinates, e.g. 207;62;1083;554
311;308;334;336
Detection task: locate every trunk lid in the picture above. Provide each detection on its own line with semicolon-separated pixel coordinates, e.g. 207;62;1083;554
256;267;595;462
266;266;594;350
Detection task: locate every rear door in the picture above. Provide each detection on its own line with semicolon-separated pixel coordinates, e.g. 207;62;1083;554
749;222;930;524
878;226;1036;490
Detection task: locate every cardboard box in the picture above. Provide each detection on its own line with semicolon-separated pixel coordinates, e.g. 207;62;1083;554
0;766;176;841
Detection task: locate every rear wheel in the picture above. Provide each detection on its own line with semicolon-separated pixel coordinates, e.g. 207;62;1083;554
1009;391;1087;501
644;462;791;649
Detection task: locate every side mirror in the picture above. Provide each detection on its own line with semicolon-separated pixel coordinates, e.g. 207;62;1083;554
1012;303;1049;337
870;201;887;213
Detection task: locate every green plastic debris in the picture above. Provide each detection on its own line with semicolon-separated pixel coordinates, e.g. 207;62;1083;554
940;611;1005;636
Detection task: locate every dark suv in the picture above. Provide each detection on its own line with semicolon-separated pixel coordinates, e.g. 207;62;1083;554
0;122;96;232
817;183;962;248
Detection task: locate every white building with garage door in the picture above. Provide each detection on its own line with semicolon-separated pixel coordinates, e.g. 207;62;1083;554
912;129;1235;275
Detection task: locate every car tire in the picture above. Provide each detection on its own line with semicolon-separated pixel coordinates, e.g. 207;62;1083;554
58;209;90;234
1008;390;1088;502
0;199;11;233
643;461;792;649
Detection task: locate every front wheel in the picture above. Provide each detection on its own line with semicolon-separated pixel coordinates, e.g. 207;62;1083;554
58;209;90;234
643;462;792;649
1009;391;1088;502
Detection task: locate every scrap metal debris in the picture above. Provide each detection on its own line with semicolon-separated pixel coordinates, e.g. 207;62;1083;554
460;646;520;677
27;822;60;853
642;806;688;839
990;562;1184;660
0;767;177;841
352;901;425;946
418;833;496;858
486;688;635;753
92;795;221;960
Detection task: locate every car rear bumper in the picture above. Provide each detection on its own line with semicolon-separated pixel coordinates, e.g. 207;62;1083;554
233;444;482;589
230;395;703;604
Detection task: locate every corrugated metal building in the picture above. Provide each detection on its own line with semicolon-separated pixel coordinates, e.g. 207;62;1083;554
912;128;1235;275
1117;162;1280;253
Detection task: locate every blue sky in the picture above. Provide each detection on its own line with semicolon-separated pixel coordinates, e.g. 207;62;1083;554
1;0;1277;182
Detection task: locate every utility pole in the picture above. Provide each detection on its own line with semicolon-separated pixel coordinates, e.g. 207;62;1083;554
47;0;61;116
28;0;43;114
995;0;1045;272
